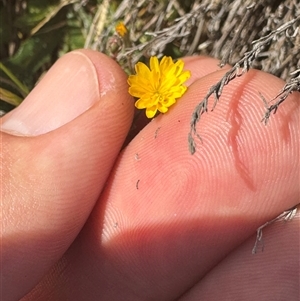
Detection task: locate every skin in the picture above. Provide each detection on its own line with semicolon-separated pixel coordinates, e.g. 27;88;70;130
1;49;299;301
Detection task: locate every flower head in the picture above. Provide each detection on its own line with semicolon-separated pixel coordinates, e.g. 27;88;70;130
115;22;128;37
128;56;191;118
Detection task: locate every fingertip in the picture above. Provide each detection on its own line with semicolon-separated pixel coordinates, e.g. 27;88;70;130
1;49;134;136
101;66;299;231
1;49;135;300
73;49;131;99
183;55;231;86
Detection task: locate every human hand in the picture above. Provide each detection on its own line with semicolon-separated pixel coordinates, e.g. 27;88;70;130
1;50;299;301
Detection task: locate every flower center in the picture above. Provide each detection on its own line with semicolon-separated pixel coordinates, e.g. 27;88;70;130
154;91;164;103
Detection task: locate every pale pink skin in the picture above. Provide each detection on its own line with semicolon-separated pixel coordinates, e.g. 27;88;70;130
1;49;299;301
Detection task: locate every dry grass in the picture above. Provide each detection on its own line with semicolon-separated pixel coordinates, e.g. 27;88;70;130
1;0;299;124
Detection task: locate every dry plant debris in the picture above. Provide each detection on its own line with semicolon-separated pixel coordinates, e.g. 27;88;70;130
1;0;299;136
252;206;298;254
84;0;300;153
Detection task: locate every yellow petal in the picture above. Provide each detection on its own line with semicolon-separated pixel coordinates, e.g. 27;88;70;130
135;98;149;109
146;105;157;118
178;70;191;83
150;56;160;73
135;62;151;78
157;103;169;113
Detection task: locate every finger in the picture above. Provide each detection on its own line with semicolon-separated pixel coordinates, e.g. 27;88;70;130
180;209;300;301
21;59;299;300
1;49;134;300
92;68;299;299
184;55;230;87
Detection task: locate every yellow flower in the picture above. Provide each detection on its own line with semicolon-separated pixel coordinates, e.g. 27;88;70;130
115;22;128;37
128;56;191;118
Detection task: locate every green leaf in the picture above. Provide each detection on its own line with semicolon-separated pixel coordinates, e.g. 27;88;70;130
14;0;62;34
2;29;65;89
0;87;23;106
0;62;29;96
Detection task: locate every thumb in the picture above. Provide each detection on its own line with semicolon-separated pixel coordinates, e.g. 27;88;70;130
1;49;133;300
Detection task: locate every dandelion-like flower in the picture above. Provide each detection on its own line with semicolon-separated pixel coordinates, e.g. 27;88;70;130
128;56;191;118
115;22;128;37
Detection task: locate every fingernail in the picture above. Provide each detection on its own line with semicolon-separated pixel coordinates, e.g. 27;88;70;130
1;51;100;136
